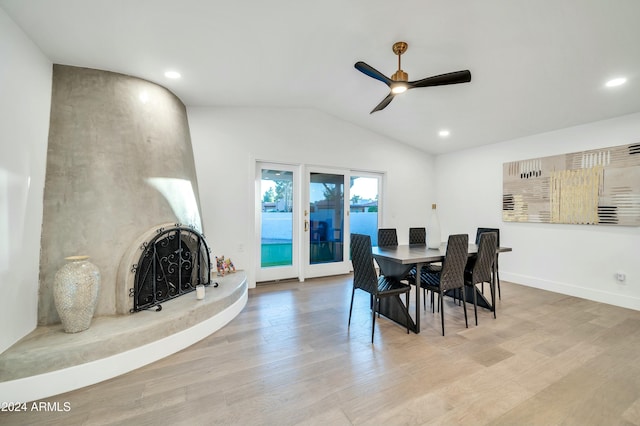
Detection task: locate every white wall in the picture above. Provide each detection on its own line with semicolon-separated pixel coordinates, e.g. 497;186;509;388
436;112;640;310
0;8;52;353
188;107;436;287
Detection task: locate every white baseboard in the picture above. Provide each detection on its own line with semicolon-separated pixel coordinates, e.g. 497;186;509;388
502;271;640;311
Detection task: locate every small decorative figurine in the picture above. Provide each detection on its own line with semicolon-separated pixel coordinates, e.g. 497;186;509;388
215;256;236;276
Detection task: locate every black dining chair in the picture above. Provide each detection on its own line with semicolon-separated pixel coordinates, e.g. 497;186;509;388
420;234;469;336
409;227;426;245
405;227;436;309
377;228;398;247
349;234;412;343
465;231;498;325
476;227;501;299
376;228;398;276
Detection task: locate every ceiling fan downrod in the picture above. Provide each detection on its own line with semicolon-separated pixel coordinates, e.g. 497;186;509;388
392;41;408;82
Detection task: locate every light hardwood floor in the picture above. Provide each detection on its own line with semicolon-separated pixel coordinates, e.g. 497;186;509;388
2;275;640;425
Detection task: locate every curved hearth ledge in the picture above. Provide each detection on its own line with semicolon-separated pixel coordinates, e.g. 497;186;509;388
0;271;247;404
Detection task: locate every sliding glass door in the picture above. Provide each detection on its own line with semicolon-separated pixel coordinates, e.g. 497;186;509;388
256;162;383;283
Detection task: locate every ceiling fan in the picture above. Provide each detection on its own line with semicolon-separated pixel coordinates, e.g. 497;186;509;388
354;41;472;114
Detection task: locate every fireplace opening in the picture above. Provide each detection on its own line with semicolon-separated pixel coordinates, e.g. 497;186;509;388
130;225;213;312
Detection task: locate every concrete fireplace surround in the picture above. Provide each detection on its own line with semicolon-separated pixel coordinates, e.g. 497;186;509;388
0;66;249;403
39;64;204;326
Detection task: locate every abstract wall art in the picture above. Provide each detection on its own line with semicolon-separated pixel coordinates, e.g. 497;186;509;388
503;143;640;226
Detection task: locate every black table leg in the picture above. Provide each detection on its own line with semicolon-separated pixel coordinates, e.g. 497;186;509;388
414;262;424;333
377;296;417;333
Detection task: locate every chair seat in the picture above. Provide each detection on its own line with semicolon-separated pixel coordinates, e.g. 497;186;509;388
425;263;442;273
419;270;441;289
377;276;411;296
405;263;441;285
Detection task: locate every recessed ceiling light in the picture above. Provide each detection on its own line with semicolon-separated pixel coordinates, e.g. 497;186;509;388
605;77;627;88
164;71;181;79
438;130;450;137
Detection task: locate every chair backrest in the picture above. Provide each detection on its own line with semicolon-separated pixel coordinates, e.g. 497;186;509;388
476;227;500;247
470;232;497;284
350;234;378;295
439;234;469;291
377;228;398;247
409;227;426;245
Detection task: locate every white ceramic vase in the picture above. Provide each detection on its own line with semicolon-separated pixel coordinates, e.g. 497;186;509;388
427;204;442;249
53;255;100;333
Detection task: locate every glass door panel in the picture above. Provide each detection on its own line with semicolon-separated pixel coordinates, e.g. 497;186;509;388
309;172;344;264
349;174;381;245
256;164;299;282
304;168;350;278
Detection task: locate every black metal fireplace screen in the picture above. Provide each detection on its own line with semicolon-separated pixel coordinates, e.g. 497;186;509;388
130;225;213;313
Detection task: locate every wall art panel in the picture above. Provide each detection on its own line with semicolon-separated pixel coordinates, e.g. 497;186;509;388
503;143;640;225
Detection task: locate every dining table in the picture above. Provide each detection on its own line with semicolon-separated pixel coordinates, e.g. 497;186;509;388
372;243;512;333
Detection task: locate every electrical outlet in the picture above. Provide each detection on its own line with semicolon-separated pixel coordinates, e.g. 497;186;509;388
616;272;626;282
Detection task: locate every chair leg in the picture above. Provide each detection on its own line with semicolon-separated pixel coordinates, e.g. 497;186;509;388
492;258;501;300
461;286;468;329
423;288;426;311
493;281;497;319
371;296;377;343
440;292;445;336
473;284;478;326
348;287;355;327
490;279;497;319
496;262;501;300
405;292;411;334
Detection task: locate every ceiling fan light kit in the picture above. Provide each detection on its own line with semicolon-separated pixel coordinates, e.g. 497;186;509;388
355;41;472;113
391;83;408;94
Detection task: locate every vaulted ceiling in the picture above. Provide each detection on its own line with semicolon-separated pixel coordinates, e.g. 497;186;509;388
2;0;640;154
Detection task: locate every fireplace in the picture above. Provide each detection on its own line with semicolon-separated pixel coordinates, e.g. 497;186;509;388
130;224;213;312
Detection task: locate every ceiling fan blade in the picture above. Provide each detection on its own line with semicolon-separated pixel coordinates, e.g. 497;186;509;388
409;70;471;88
370;93;395;114
355;61;392;86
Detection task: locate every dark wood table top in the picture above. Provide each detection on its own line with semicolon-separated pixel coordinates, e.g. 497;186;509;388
372;243;512;265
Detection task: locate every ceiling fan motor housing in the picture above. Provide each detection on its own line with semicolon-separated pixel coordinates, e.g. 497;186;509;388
391;69;408;81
